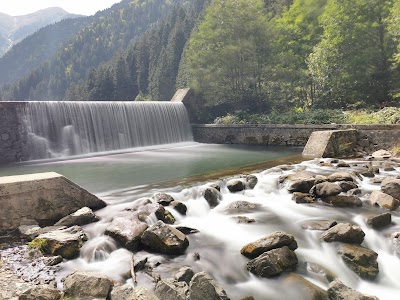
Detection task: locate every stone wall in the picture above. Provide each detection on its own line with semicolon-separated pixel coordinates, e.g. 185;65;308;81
0;102;28;164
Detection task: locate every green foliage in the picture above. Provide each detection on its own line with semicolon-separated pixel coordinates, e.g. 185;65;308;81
28;238;48;252
345;107;400;124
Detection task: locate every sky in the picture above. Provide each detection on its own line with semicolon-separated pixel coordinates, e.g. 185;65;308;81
0;0;123;16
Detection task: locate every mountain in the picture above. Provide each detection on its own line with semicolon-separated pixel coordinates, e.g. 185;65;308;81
0;7;82;57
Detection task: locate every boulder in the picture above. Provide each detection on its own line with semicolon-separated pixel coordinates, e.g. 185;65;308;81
43;255;63;266
279;171;315;193
0;172;106;231
152;193;175;206
170;201;187;215
245;175;258;189
241;231;298;259
31;225;87;259
202;187;222;208
337;161;350;168
174;266;195;284
155;278;189;300
338;181;358;192
311;182;342;197
225;201;261;214
327;172;355;182
321;195;362;207
110;284;134;300
226;179;246;193
246;246;298;277
372;149;392;159
366;212;392;229
327;279;379;300
155;205;176;224
63;271;113;299
141;220;189;255
320;223;365;244
292;192;315;204
127;287;159;300
54;207;99;227
381;177;400;201
105;217;148;251
189;272;230;300
235;216;256;223
175;226;199;235
368;190;400;210
301;220;337;231
18;285;63;300
338;244;379;280
283;273;328;300
18;225;65;241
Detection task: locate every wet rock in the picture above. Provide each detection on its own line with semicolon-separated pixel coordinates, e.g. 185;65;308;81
292;192;315;204
54;207;99;227
338;244;379;280
327;172;355;182
155;278;189;300
43;255;63;266
152;193;175;206
128;287;160;299
306;262;336;283
311;182;342;197
321;195;362;207
170;201;187;215
23;247;43;260
18;285;62;300
207;181;222;191
369;177;383;184
328;279;379;300
110;284;134;300
31;225;87;259
372;149;392;160
63;271;113;299
141;220;189;255
105;217;148;251
320;223;365;244
339;181;358;192
368;190;400;210
319;162;334;167
235;216;256;223
18;225;66;241
246;246;298;277
284;273;328;300
175;226;200;235
202;187;222;207
337;161;350;168
155;205;176;224
315;175;328;184
383;164;396;171
279;171;316;193
189;271;230;300
245;175;258;189
347;188;362;196
225;201;261;214
239;297;255;300
241;231;298;259
359;168;375;178
381;177;400;201
174;266;195;284
301;220;337;231
366;212;392;229
227;179;246;193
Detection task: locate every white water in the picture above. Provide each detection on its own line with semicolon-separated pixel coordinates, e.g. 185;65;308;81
57;158;400;299
24;101;193;160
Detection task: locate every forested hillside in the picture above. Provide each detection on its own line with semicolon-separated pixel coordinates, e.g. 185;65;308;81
1;0;399;122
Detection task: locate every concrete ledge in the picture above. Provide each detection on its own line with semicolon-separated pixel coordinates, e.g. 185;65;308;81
0;172;106;231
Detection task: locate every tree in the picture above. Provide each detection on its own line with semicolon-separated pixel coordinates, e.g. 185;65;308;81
308;0;395;108
388;0;400;99
186;0;272;113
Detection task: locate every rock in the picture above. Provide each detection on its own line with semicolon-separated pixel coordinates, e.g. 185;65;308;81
31;225;87;259
105;217;148;251
369;177;383;184
207;181;222;191
174;266;195;284
368;190;400;210
246;246;298;277
279;171;315;193
337;161;350;168
18;285;63;300
347;188;362;196
175;226;200;235
321;195;362;207
381;177;400;201
301;220;337;231
339;181;358;192
54;207;99;227
202;187;222;207
315;175;328;184
366;212;392;229
328;172;355;182
128;287;160;299
284;273;328;300
155;205;176;224
245;175;258;189
189;272;230;300
311;182;342;197
155;278;189;300
235;216;256;223
110;284;134;300
43;255;63;266
292;192;315;204
63;271;113;299
141;220;189;255
328;279;379;300
359;169;375;178
320;223;365;244
372;149;392;159
241;231;298;259
152;193;175;206
338;244;379;280
18;225;66;241
225;201;261;214
226;179;246;193
170;201;187;215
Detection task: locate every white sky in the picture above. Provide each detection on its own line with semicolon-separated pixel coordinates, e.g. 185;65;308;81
0;0;123;16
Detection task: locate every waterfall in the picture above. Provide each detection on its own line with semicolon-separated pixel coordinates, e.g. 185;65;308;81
24;101;193;160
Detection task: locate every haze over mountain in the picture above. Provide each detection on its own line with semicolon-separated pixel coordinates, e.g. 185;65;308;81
0;7;82;57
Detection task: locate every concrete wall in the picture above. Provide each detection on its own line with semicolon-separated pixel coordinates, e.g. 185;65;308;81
0;102;28;163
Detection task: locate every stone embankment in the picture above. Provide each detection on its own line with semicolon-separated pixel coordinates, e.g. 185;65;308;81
1;149;400;299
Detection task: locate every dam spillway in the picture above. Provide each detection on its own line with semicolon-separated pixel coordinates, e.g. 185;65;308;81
23;101;193;160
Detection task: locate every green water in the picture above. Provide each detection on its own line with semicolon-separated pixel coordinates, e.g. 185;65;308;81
0;142;302;194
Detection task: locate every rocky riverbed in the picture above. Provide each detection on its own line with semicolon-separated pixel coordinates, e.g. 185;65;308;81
1;149;400;299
